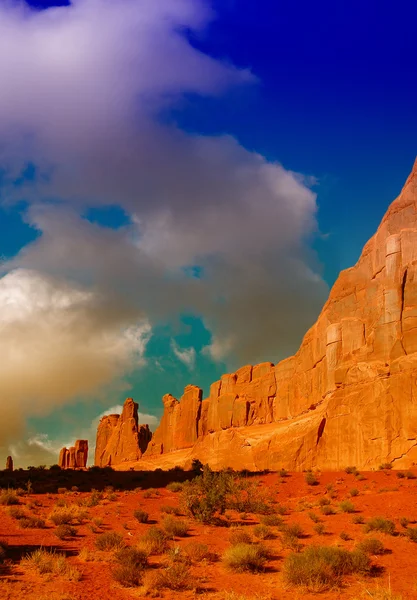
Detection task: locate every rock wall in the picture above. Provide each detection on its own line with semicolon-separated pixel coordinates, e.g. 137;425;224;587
58;440;88;469
95;398;152;467
143;158;417;470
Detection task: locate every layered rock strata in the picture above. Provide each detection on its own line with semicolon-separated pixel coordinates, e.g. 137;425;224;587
95;398;152;467
141;158;417;470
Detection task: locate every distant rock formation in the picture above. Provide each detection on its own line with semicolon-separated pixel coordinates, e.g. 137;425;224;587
58;440;88;469
5;456;13;471
94;159;417;471
94;398;152;467
139;158;417;471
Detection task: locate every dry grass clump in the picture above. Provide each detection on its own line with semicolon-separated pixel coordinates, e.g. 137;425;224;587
356;537;385;555
353;515;365;525
253;524;274;540
137;526;169;555
54;524;77;540
308;511;321;523
151;562;191;591
112;547;149;587
229;527;252;546
281;523;304;551
405;527;417;542
261;514;283;526
314;523;326;536
160;505;182;516
95;531;125;551
353;584;403;599
162;515;189;538
143;488;160;499
340;500;356;513
183;541;214;562
8;506;26;519
49;505;86;526
305;471;319;486
166;482;183;492
0;490;19;505
345;466;359;475
22;548;81;581
320;505;335;516
134;509;149;523
364;517;396;535
223;543;268;572
283;545;371;591
378;463;393;471
19;516;46;529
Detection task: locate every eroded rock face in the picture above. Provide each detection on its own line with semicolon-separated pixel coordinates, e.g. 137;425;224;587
5;456;13;471
58;440;88;469
144;159;417;470
95;398;152;466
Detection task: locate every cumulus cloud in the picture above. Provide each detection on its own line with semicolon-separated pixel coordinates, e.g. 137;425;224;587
171;340;196;370
0;0;328;464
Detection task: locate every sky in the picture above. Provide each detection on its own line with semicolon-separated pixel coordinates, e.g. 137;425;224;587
0;0;416;467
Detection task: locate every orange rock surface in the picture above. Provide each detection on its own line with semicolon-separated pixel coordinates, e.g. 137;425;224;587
138;158;417;471
58;440;88;469
94;398;152;467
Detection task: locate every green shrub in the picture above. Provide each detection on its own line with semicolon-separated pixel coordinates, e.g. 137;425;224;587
133;509;149;523
305;472;319;486
357;537;385;555
162;515;189;538
339;500;355;513
222;543;267;572
167;482;183;492
283;545;371;591
229;527;251;545
95;531;125;551
364;517;396;535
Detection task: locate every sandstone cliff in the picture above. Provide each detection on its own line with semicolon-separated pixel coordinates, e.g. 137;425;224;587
58;440;88;469
140;158;417;471
95;398;152;467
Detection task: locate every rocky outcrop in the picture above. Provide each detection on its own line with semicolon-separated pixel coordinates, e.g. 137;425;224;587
58;440;88;469
141;158;417;471
94;398;152;467
5;456;13;471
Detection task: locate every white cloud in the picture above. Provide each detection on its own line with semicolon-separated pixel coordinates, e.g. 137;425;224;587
171;340;196;370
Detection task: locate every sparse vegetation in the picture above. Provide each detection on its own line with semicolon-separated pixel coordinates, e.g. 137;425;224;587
405;527;417;542
183;541;213;562
160;504;181;515
253;524;273;539
283;545;371;591
95;531;125;551
223;543;268;572
138;526;169;554
19;516;46;529
305;471;319;486
0;490;19;505
345;466;359;475
133;509;149;523
152;562;191;590
320;505;335;516
350;488;359;497
378;463;393;470
353;515;365;525
308;511;321;523
22;548;81;581
357;537;385;555
166;482;183;492
229;527;252;545
339;531;350;541
364;517;396;535
55;524;77;540
162;515;189;538
340;500;356;513
314;523;326;536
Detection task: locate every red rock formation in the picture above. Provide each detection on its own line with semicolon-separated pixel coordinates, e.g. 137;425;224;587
95;398;152;466
142;158;417;471
5;456;13;471
58;440;88;469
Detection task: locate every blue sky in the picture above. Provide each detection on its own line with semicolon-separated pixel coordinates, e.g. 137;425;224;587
0;0;416;465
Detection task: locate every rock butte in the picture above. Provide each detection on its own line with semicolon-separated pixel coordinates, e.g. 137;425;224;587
95;159;417;471
58;440;88;470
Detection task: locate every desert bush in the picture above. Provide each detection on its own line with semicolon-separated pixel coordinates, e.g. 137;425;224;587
162;515;189;538
49;506;84;526
133;509;149;523
183;541;212;562
339;531;350;541
308;511;321;523
320;505;335;516
283;545;371;591
22;548;81;581
91;517;103;527
57;487;68;494
305;472;319;486
275;503;290;516
0;490;19;505
95;531;125;551
350;488;359;497
153;563;191;590
396;472;405;479
143;488;160;499
345;466;359;475
357;537;385;555
55;498;68;508
55;524;77;540
340;500;356;513
353;515;365;524
112;563;143;587
166;545;191;566
253;524;273;540
19;516;46;529
279;468;289;477
319;497;331;506
364;517;396;535
181;467;232;523
8;506;26;519
405;527;417;542
378;463;393;470
399;517;410;528
314;524;326;536
405;471;416;479
167;482;183;492
223;543;267;572
229;527;252;545
115;547;148;569
160;505;181;516
0;539;8;562
261;514;283;527
138;526;169;555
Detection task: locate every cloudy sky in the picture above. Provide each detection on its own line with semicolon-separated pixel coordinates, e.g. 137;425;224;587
0;0;416;467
